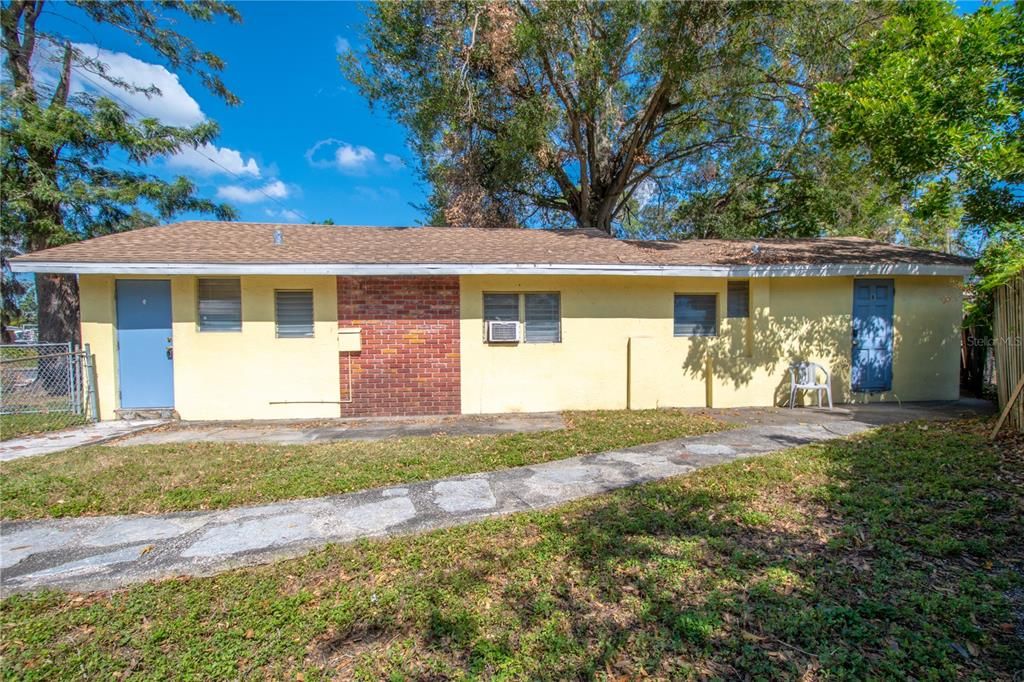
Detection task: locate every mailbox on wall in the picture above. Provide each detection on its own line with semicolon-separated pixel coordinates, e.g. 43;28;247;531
338;327;361;353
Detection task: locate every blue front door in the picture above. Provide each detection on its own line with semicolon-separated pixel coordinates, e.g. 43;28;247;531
851;279;894;392
116;280;174;408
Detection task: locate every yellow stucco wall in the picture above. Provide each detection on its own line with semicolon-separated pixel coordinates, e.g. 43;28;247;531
80;274;340;420
81;272;962;420
79;275;118;421
459;275;721;413
459;274;963;414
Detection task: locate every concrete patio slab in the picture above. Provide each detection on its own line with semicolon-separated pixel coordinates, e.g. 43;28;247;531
0;420;164;462
111;412;566;447
0;399;990;594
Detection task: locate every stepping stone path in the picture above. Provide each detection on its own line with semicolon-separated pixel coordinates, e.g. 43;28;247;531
1;418;875;593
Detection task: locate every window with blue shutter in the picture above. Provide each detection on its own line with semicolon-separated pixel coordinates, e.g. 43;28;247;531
674;294;717;336
275;290;314;338
197;278;241;332
727;281;750;318
524;293;560;343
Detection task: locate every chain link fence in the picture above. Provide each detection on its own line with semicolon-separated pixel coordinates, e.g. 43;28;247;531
0;342;98;440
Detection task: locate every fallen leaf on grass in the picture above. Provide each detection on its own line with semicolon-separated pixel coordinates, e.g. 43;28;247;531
950;642;971;660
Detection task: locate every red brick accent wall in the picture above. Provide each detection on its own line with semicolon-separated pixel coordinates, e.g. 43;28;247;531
337;276;461;416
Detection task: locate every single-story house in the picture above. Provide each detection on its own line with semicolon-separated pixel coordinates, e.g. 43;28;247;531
10;222;974;421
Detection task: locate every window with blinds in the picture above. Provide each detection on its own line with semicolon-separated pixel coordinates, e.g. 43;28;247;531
483;292;562;344
727;281;750;318
483;293;520;322
197;278;241;332
674;294;717;337
524;293;560;343
275;290;314;338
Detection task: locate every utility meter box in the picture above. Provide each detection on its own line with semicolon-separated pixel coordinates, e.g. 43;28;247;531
338;327;361;352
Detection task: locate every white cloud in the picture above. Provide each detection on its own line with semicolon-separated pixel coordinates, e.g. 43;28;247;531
216;180;290;204
70;43;205;126
264;208;304;222
166;143;260;177
305;139;407;175
305;138;377;173
336;144;375;169
335;36;351;54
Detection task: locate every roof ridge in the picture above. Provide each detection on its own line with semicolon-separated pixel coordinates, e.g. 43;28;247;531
10;221;974;270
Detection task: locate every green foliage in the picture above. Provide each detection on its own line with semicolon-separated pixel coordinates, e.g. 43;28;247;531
0;0;241;331
964;223;1024;331
347;1;892;234
816;0;1024;250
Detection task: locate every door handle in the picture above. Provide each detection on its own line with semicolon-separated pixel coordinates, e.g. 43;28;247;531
166;346;173;360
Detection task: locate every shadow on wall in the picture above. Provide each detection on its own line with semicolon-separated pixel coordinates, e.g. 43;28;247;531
680;309;852;406
678;299;951;407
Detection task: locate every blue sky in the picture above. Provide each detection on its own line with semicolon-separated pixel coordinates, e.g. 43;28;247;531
44;1;425;226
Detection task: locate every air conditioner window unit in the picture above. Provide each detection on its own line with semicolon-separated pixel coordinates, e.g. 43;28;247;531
487;320;520;343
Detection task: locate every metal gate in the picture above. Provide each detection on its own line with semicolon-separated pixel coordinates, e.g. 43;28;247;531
0;342;98;438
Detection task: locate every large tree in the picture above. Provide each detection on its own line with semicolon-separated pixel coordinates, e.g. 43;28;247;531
346;0;891;234
0;0;239;344
816;0;1023;258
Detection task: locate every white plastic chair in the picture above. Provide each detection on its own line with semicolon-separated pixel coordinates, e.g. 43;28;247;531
788;362;833;409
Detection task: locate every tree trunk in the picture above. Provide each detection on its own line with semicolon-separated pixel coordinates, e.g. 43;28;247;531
35;273;79;346
33;273;78;396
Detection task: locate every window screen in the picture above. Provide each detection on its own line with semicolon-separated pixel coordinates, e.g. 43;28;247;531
197;278;241;332
483;293;519;321
727;281;750;318
275;290;314;338
524;293;560;343
674;294;717;336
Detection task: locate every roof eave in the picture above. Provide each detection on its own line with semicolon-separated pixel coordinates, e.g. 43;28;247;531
8;261;975;277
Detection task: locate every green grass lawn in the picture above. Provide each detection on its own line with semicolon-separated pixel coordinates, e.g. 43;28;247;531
0;413;88;442
2;420;1021;680
0;409;723;519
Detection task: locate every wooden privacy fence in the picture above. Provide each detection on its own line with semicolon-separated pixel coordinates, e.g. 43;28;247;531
993;275;1024;435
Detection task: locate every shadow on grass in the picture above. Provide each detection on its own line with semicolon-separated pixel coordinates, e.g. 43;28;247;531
1;422;1021;680
399;422;1024;679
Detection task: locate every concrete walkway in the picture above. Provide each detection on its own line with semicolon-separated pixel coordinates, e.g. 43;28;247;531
0;413;922;594
0;420;163;462
113;412;566;447
0;401;991;593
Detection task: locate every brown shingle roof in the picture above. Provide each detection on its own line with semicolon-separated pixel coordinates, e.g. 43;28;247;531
11;221;973;268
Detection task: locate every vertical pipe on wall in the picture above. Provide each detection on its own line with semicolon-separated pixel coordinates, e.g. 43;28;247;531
84;343;99;421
